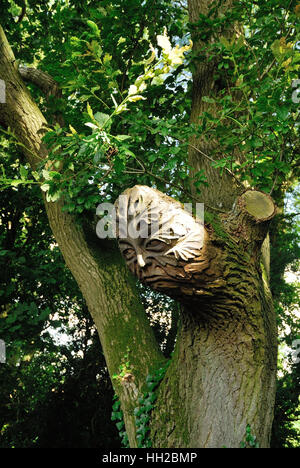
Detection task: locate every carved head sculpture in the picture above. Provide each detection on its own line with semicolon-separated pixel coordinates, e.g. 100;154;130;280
114;185;276;310
114;185;222;302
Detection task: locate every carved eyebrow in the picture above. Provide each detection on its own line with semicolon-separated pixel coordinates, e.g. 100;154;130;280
144;238;166;251
119;240;134;250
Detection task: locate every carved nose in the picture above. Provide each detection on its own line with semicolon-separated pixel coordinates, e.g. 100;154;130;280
137;253;146;268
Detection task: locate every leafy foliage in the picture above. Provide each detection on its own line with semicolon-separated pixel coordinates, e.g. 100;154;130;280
111;395;129;448
270;186;300;448
0;328;121;448
240;424;259;448
271;356;300;448
134;360;170;448
188;0;299;193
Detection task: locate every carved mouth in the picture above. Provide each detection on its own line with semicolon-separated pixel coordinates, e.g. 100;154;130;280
129;259;188;291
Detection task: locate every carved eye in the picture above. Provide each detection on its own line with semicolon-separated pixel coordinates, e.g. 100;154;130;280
119;241;136;260
123;248;135;259
146;239;164;251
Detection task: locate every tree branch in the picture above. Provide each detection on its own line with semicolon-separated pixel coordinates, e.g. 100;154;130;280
18;66;61;98
16;1;26;23
18;65;64;126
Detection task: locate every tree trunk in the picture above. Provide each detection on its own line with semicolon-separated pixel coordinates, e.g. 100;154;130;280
187;0;242;211
151;294;277;448
150;238;277;447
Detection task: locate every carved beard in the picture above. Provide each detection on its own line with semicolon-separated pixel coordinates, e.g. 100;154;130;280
115;186;205;294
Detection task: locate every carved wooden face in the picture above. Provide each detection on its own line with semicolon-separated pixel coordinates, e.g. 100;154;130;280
115;186;205;297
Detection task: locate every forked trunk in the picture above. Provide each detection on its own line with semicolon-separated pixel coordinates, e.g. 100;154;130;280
115;187;277;448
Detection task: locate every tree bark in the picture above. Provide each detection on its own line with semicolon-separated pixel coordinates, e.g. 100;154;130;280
18;66;61;98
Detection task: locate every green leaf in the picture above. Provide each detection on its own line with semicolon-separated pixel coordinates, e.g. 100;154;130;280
220;36;230;50
277;106;289;121
113;156;125;174
123;148;136;158
94;112;110;129
85;122;98;130
11;179;22;187
251;137;263;148
111;411;122;421
115;135;132;141
134;407;141;416
37;308;51;322
112;400;121;411
116;421;124;431
148;153;158;162
151;75;165;86
128;95;146;102
90;40;102;58
87;20;100;37
166;159;177;170
233;36;244;53
47;191;62;202
93;150;104;164
20;165;28;180
136;424;149;436
117;36;126;46
147;381;157;391
155;134;161;147
87;102;94;120
157;34;171;52
144;402;153;412
42;169;51;180
271;39;283;61
202;96;215;104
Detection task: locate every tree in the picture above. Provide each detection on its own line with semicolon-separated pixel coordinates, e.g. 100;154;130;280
0;0;299;448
